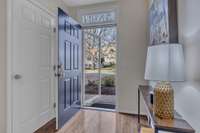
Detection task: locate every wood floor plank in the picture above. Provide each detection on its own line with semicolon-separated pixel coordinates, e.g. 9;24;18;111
58;109;147;133
34;109;147;133
34;118;57;133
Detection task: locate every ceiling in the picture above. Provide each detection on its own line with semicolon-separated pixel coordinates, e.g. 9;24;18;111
63;0;116;7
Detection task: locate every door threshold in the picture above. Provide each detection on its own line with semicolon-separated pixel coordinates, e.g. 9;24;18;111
81;106;116;112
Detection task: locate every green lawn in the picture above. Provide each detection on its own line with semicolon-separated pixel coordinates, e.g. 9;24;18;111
85;67;116;75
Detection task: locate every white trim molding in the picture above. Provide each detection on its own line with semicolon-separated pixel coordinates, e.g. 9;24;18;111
77;5;119;27
6;0;57;133
7;0;14;132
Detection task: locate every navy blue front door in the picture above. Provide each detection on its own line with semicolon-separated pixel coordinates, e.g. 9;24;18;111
58;8;82;128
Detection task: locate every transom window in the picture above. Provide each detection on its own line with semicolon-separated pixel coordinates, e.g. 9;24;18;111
80;10;117;26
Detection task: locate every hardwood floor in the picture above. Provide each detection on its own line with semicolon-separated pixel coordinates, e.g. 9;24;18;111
34;118;57;133
58;109;147;133
34;109;147;133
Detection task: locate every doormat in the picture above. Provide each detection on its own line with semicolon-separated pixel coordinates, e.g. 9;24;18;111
91;103;115;109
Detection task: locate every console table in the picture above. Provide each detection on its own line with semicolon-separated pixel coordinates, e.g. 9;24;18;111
138;85;195;133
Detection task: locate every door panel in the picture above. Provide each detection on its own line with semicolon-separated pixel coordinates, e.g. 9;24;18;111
64;41;72;70
58;8;82;128
73;44;79;69
73;76;79;101
13;0;55;133
64;78;71;109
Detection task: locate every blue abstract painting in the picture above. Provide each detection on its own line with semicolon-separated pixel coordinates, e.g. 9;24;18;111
149;0;169;45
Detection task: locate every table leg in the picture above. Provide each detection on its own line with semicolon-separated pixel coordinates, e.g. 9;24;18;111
154;128;159;133
138;88;140;124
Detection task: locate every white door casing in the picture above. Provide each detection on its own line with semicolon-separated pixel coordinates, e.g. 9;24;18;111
11;0;56;132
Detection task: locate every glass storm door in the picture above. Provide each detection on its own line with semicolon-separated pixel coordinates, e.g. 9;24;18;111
83;27;117;109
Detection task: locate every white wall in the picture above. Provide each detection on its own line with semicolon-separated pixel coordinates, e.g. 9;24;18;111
34;0;69;15
0;0;7;132
70;0;148;114
151;0;200;132
175;0;200;132
117;0;148;114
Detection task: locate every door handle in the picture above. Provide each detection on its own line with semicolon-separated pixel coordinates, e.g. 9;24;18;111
59;64;65;78
14;74;22;80
55;64;65;78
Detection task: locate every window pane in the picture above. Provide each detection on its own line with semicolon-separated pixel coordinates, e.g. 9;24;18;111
84;27;117;109
100;27;116;97
84;31;100;106
81;11;116;25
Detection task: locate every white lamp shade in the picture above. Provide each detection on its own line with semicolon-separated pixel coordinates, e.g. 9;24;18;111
145;44;184;81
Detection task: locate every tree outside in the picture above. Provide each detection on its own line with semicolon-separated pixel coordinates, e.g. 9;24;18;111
84;27;117;96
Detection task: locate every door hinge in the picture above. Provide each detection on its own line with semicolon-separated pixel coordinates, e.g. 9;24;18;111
53;27;56;33
53;65;56;71
53;102;56;109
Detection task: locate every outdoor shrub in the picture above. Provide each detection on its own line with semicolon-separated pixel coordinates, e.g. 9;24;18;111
102;77;115;87
86;80;99;94
88;80;98;86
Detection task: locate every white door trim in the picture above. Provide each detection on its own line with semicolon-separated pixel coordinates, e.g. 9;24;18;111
6;0;58;133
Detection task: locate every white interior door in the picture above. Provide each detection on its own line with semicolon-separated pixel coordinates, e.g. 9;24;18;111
12;0;56;133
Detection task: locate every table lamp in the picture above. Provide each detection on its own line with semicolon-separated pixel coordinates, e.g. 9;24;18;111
145;44;184;119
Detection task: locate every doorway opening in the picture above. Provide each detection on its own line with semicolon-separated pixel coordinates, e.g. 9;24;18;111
80;9;118;110
83;26;117;110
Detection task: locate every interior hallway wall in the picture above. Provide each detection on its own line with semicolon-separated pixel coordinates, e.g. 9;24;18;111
0;0;7;132
117;0;148;114
175;0;200;132
150;0;200;132
68;0;149;114
34;0;69;15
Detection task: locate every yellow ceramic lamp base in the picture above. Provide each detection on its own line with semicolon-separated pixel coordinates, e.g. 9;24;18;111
154;82;174;119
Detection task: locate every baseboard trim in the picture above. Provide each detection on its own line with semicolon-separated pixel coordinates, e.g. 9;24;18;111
118;112;148;120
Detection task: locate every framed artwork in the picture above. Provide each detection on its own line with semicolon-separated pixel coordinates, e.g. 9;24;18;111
149;0;178;46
